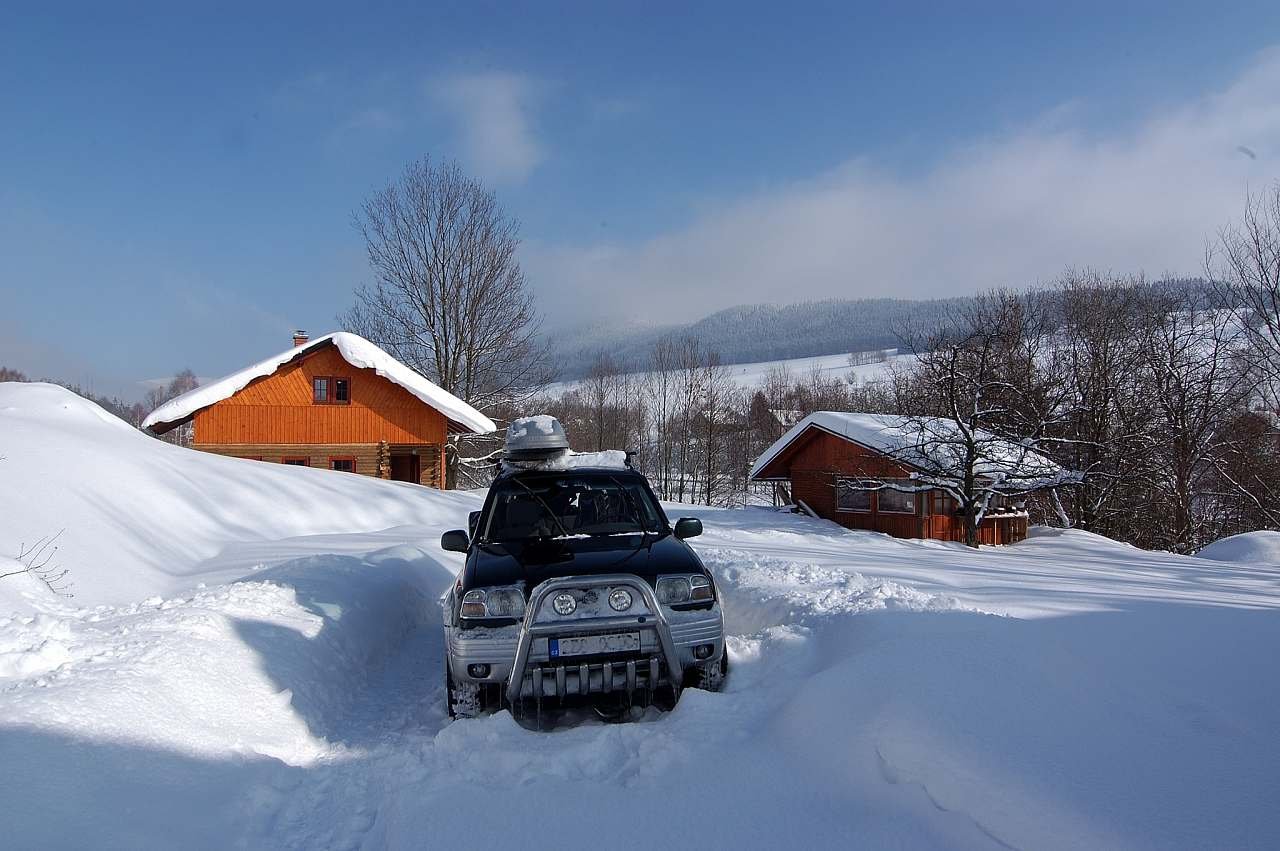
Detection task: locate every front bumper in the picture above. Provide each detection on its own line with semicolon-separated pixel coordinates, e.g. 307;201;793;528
444;574;724;705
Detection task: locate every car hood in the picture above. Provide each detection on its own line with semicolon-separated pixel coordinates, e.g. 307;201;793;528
463;533;704;591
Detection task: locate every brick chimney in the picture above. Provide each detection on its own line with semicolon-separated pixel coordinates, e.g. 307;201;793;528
292;330;309;347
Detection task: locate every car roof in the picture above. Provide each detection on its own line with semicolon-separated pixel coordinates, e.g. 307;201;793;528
495;465;645;482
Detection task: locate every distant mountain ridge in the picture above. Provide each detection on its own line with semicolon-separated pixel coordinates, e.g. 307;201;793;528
548;279;1226;381
550;296;975;380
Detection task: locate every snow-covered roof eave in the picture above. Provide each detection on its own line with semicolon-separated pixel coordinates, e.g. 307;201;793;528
141;332;496;435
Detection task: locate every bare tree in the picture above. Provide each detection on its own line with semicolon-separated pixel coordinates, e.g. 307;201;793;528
1138;295;1252;552
894;290;1078;546
675;337;705;502
1213;184;1280;408
1048;272;1160;537
145;368;200;445
700;352;736;505
341;157;552;484
644;336;683;498
1;530;72;597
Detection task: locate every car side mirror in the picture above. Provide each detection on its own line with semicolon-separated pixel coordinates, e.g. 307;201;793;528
468;511;481;537
441;529;470;553
673;517;703;540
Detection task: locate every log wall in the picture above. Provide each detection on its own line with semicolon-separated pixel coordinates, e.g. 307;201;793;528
194;442;443;488
782;429;1028;545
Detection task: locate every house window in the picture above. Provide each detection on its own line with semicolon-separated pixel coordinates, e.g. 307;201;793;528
835;478;873;512
329;457;356;473
282;457;309;466
878;480;917;514
313;376;350;404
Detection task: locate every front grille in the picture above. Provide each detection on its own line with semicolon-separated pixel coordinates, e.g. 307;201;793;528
519;655;666;699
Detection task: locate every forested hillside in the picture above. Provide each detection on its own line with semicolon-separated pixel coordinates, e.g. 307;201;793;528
550;281;1222;379
550;296;969;378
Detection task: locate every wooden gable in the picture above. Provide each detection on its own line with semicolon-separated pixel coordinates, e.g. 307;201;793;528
192;343;447;446
753;424;919;481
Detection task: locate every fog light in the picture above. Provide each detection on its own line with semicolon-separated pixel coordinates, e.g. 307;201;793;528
468;663;490;678
608;588;633;612
552;592;577;616
693;644;714;660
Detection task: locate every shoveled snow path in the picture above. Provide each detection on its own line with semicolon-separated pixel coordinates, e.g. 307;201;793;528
235;538;995;851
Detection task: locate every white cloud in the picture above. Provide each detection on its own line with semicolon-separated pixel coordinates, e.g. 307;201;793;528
525;49;1280;323
431;71;544;184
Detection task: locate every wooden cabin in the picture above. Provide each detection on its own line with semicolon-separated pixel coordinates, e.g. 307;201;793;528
142;332;495;488
750;411;1038;545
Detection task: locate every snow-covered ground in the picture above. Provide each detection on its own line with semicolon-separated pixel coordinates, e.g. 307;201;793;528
543;349;904;396
2;383;1279;849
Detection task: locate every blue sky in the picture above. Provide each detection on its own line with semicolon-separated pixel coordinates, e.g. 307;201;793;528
3;2;1280;397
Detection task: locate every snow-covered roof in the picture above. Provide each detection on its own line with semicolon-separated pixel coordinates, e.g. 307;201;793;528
142;332;496;435
750;411;1064;485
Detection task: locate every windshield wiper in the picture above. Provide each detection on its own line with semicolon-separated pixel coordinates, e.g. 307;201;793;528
509;478;573;539
608;476;650;538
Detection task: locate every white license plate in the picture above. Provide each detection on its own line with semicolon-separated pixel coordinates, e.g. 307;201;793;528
550;632;640;658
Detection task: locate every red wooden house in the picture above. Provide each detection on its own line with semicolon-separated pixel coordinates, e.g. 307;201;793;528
750;411;1051;545
142;332;495;488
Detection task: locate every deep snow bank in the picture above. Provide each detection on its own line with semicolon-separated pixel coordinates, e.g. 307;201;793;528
1198;529;1280;565
0;382;476;607
0;539;454;765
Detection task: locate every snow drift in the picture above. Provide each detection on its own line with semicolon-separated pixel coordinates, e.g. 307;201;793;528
0;382;476;607
1197;529;1280;566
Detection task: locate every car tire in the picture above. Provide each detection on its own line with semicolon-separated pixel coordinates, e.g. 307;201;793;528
691;651;728;692
446;661;483;719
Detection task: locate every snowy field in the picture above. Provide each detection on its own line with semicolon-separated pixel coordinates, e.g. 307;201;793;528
542;349;904;397
3;383;1280;849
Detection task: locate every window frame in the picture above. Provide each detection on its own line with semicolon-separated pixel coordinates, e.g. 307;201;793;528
834;477;874;513
876;479;918;514
328;456;357;473
282;456;310;466
312;375;352;405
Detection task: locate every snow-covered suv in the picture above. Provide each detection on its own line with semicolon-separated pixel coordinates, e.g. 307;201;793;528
439;418;727;719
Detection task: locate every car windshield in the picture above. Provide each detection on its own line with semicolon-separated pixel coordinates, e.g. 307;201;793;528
483;475;664;541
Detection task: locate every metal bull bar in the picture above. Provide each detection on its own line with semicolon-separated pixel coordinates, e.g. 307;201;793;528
506;574;683;705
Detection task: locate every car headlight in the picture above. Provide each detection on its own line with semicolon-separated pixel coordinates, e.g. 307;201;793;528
552;592;577;616
608;588;633;612
656;574;714;605
460;585;527;619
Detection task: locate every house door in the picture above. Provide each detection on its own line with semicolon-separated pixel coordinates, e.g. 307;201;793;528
389;453;420;484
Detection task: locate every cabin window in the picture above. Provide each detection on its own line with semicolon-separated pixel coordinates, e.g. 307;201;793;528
878;480;917;514
282;457;309;466
835;478;873;512
312;376;350;404
329;457;356;473
931;491;957;515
